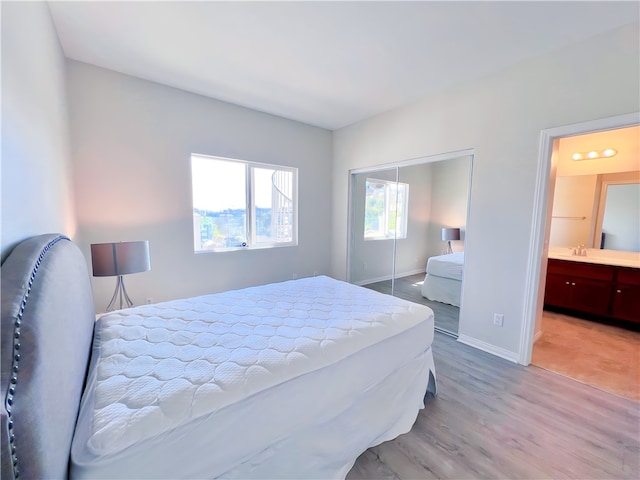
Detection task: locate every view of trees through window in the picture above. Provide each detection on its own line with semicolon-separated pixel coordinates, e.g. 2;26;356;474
364;178;409;240
192;155;297;251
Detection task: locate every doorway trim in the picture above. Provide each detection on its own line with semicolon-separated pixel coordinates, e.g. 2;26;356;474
519;112;640;366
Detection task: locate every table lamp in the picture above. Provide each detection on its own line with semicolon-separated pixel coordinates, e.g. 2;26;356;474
441;228;460;254
91;241;151;311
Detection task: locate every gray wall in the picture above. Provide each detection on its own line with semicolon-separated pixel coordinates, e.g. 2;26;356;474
331;23;640;360
66;62;333;312
1;1;75;261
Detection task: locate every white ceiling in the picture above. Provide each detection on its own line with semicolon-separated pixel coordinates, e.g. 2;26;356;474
48;1;639;130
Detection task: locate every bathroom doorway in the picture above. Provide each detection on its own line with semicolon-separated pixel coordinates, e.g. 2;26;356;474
519;113;640;402
535;125;639;399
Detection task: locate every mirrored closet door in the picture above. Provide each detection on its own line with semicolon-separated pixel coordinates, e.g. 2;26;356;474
348;153;472;336
349;167;399;294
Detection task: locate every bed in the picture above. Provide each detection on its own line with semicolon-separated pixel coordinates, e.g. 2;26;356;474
421;252;464;307
1;234;436;479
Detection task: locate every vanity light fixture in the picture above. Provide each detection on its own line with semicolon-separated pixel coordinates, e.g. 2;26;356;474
571;148;617;161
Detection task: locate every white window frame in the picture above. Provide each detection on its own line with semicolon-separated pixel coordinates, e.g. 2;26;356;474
191;154;298;253
364;178;409;240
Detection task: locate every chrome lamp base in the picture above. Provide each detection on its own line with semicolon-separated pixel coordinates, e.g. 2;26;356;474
443;241;454;255
106;275;134;311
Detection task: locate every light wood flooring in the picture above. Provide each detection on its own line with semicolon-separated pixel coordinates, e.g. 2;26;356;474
532;310;640;401
363;273;460;335
348;332;639;480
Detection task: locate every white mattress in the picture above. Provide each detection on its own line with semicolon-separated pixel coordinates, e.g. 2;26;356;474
425;252;464;281
71;275;435;479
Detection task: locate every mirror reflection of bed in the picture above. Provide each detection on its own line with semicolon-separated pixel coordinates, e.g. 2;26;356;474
362;252;462;336
348;153;471;337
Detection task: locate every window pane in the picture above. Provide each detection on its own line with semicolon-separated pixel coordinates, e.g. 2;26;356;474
192;157;247;251
254;167;293;244
364;180;386;238
390;183;409;239
364;178;408;240
192;154;297;252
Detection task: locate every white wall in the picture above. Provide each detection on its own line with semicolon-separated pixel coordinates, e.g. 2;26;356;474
549;175;598;248
1;1;75;261
332;23;640;359
67;62;333;312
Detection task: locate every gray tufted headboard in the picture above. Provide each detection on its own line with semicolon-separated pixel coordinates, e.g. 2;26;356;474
1;234;96;479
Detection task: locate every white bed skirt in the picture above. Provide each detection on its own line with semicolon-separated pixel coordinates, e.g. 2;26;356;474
71;306;435;479
224;345;435;479
421;273;461;307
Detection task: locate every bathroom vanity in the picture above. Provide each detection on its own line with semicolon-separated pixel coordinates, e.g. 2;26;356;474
544;249;640;324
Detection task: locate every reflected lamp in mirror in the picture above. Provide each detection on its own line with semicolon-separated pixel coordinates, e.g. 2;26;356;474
441;228;460;255
91;241;151;311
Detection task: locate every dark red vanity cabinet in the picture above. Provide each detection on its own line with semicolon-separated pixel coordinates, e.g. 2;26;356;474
544;258;639;323
610;267;640;323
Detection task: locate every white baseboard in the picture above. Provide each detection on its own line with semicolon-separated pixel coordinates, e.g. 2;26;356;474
354;269;425;287
457;334;519;364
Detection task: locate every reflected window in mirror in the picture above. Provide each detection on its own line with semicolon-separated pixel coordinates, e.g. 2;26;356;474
364;178;409;240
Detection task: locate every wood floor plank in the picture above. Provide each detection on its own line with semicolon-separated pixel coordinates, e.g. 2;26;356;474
346;449;400;480
347;332;640;480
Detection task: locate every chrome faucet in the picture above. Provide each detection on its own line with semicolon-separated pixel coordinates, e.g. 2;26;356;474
572;244;587;256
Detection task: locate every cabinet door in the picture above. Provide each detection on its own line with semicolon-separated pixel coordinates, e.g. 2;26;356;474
570;279;612;316
544;274;573;309
611;285;640;323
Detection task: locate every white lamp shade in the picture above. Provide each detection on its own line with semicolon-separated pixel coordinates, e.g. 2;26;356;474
441;228;461;241
91;241;151;277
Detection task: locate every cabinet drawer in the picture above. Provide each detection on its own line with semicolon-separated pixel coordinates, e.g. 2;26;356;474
546;259;614;281
616;267;640;286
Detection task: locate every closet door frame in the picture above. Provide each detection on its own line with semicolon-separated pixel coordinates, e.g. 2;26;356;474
347;148;474;290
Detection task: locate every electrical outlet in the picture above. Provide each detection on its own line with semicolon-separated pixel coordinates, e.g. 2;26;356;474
493;313;504;327
145;298;154;305
313;270;318;276
292;273;298;280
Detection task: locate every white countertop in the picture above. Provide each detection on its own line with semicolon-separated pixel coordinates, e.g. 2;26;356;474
548;247;640;269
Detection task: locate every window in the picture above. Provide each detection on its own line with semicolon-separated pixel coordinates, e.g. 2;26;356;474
364;178;409;240
191;154;297;252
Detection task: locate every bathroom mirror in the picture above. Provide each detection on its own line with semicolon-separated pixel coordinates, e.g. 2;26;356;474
594;177;640;252
549;171;640;252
